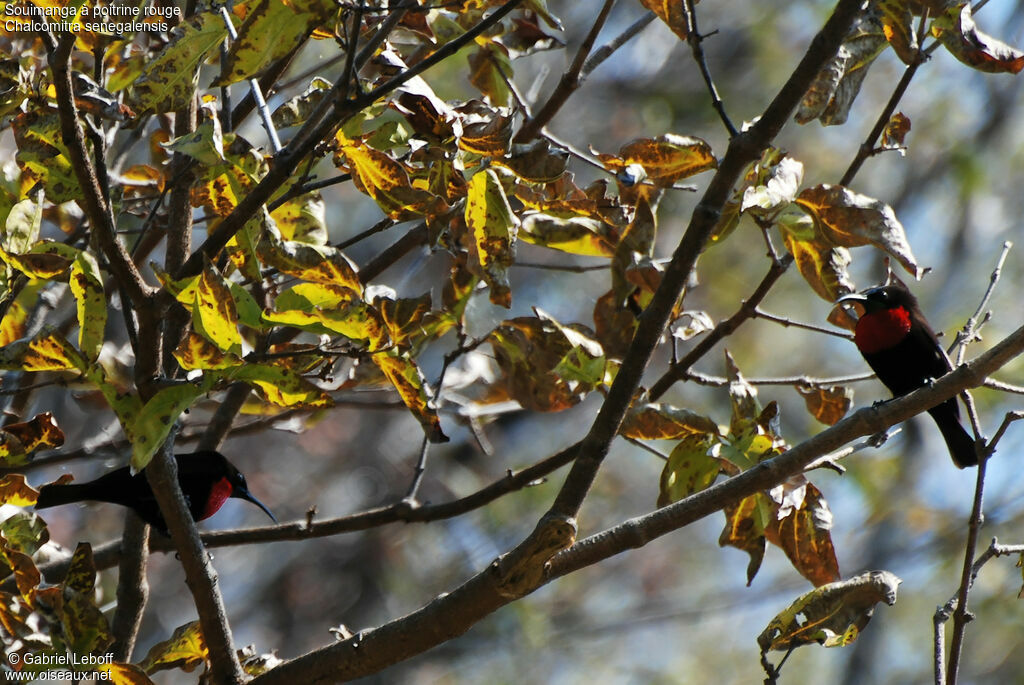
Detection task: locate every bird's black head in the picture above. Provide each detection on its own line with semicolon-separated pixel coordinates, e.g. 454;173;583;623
183;451;278;524
224;463;277;525
836;282;918;314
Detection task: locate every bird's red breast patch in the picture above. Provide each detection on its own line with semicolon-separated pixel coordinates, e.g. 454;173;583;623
202;476;233;520
854;306;912;354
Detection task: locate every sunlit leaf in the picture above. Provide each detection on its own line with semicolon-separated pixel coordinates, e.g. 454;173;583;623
780;211;855;311
272;77;332;129
878;0;918;65
720;492;772;586
225;364;333;408
932;3;1024;74
131;377;217;471
468;41;513;108
466;168;518;307
69;251;106;362
488;312;604;412
637;0;689;40
493;140;569;184
457;104;514;156
758;571;901;652
12;111;82;203
519;213;614;257
620;402;719;440
141;621;208;674
596;134;716;187
3;194;43;254
0;474;39;507
215;0;334;87
338;141;448;221
0;511;48;556
97;663;157;685
60;543;112;655
658;434;721;507
257;212;362;292
0;413;65;464
794;184;920;278
0;329;86;372
270;191;327;244
796;15;887;126
797;384;853;426
373;351;447;443
880;112;911;153
192;261;242;355
765;479;841;587
173;330;243;371
129;12;227;116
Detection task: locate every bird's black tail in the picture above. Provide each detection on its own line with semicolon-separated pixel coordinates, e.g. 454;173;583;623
928;402;978;468
36;484;93;510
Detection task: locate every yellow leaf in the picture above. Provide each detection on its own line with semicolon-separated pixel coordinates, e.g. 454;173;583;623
0;413;65;465
373;351;447;443
597;134;717;187
192;261;242;355
257;213;362;292
465;168;518;307
173;330;243;370
141;621;208;674
0;474;39;507
226;364;333;408
69;251;106;362
0;328;85;372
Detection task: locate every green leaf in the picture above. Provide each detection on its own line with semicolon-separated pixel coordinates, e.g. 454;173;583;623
12;111;82;203
60;543;112;655
129;11;227;116
0;511;48;556
658;434;721;507
69;251;106;362
131;378;216;471
214;0;334;87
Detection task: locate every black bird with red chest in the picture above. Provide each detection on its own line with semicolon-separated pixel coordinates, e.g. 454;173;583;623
35;450;277;534
837;282;977;468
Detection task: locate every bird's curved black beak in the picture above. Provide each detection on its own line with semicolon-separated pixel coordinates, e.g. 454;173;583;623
835;292;868;306
233;486;278;524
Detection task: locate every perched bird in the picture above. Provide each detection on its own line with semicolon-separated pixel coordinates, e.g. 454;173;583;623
35;451;277;534
837;282;977;468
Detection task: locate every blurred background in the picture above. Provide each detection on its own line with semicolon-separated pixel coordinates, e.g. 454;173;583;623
6;0;1024;682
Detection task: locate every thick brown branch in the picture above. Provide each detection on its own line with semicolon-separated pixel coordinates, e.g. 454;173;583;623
46;35;154;306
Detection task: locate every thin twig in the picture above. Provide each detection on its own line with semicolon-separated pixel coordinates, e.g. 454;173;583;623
513;0;616;144
950;241;1012;362
840;11;934;186
753;307;854;339
649;254;793;400
683;0;737;136
581;12;656;76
